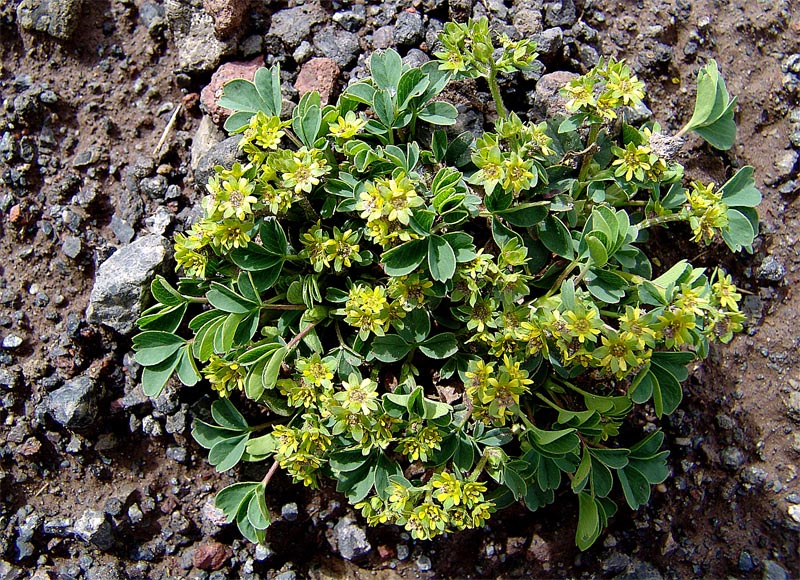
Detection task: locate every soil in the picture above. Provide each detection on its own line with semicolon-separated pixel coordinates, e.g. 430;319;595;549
0;0;799;579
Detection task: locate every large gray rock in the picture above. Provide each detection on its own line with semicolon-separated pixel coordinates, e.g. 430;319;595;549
165;0;234;73
332;516;371;561
267;2;327;49
73;510;114;551
16;0;83;40
195;135;244;187
43;375;98;429
86;235;170;335
313;25;361;69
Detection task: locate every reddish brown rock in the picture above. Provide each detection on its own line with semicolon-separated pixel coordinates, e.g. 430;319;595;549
203;0;248;38
193;541;232;571
201;56;265;124
295;57;341;105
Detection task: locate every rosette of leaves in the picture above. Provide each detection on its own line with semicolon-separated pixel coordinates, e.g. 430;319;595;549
133;19;759;550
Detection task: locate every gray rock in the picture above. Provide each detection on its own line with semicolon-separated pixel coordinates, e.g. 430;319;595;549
313;26;361;68
786;391;800;423
738;551;755;573
165;1;234;73
254;544;274;561
532;27;563;59
43;375;97;429
372;25;395;50
281;503;299;521
293;41;314;64
624;101;653;125
62;235;82;259
603;552;633;574
86;235;171;335
394;11;424;47
333;9;365;32
757;256;786;283
513;7;543;36
774;149;798;178
530;70;578;118
415;555;432;571
402;48;430;69
720;446;746;471
763;560;789;580
268;2;327;49
2;335;23;349
240;34;263;58
614;560;663;580
191;115;226;172
16;0;83;40
274;572;296;580
195;135;244;188
73;510;114;551
396;544;409;560
333;517;371;561
127;504;144;525
139;175;168;199
544;0;576;27
166;446;187;463
145;207;173;236
139;2;165;37
110;214;135;244
740;465;768;487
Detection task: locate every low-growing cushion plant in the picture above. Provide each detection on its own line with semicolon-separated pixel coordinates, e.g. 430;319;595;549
133;18;760;549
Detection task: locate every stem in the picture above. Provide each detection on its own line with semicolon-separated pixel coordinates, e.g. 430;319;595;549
262;461;280;486
261;304;306;311
335;322;363;359
545;260;579;298
634;213;686;230
284;129;303;149
469;448;491;482
286;320;321;352
487;66;507;119
573;261;592;287
186;296;209;304
578;124;601;182
297;194;320;222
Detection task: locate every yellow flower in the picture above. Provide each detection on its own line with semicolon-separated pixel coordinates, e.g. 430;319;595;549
329;111;367;140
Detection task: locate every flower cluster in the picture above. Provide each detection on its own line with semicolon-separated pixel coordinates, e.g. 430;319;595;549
356;473;494;540
685;181;730;244
562;57;646;119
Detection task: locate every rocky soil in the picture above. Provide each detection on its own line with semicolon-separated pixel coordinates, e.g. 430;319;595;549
0;0;798;579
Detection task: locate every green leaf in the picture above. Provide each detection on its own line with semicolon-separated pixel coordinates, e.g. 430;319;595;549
722;208;756;252
211;398;249;431
370;334;412;362
396;308;430;344
585;234;608;267
720;166;761;207
330;449;371;472
454;433;475;471
262;346;288;389
491;216;522;248
247;488;271;530
259;218;288;255
528;426;580;455
650;361;684;417
192;420;240;450
254;65;282;117
418;101;458;126
151;276;186;306
475;428;513;446
427;235;457;282
216;482;260;521
344;82;376;105
503;465;527;500
176;347;201;386
538;215;573;259
246;433;278;457
397;68;429;110
589;448;630;469
217;79;265;113
236;499;264;544
141;352;180;397
370;48;403;90
576;492;601;550
133;331;185;366
224;111;254;133
209;433;248;472
419;333;458;359
497;202;549;227
618;466;651;510
207;283;257;314
693;99;736;149
382;239;427;276
373;89;395;127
